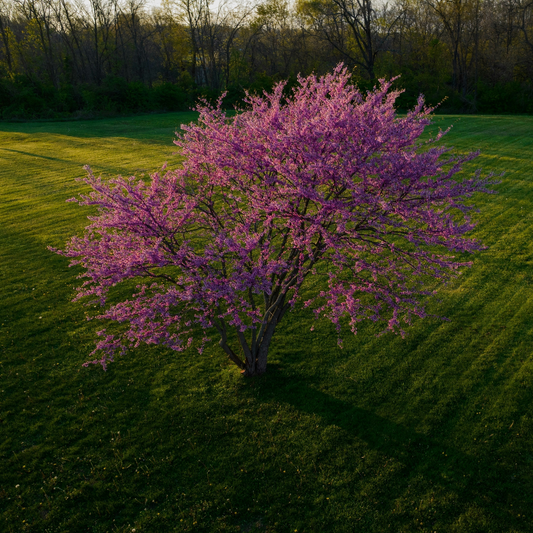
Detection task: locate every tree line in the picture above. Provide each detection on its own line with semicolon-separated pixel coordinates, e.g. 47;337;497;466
1;0;532;119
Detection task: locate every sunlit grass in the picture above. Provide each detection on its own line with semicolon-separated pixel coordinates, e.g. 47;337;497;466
1;113;532;532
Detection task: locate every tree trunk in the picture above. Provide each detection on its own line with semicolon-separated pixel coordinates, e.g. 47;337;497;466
241;299;287;376
243;321;275;376
0;12;13;72
215;272;297;376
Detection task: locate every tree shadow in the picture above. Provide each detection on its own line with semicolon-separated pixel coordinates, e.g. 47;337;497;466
0;111;199;141
0;148;78;165
255;364;529;526
0;147;141;182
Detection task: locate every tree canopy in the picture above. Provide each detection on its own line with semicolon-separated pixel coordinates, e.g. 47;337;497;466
55;65;495;375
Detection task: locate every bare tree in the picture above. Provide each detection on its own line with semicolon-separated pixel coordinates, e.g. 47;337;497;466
297;0;404;78
78;0;116;84
177;0;255;90
117;0;157;83
517;0;533;54
252;0;300;77
13;0;61;86
0;0;15;72
151;0;191;81
423;0;484;104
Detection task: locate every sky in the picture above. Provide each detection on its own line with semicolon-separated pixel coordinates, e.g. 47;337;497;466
143;0;229;12
144;0;164;10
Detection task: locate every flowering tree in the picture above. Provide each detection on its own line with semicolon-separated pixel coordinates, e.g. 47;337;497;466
55;65;494;376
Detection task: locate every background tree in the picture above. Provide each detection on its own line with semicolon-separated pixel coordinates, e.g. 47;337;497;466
517;0;533;76
152;0;192;82
13;0;62;87
297;0;403;79
251;0;305;78
1;0;533;118
423;0;483;107
55;66;494;376
0;0;15;73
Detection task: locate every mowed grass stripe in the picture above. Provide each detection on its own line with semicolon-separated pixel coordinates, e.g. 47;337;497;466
1;113;533;532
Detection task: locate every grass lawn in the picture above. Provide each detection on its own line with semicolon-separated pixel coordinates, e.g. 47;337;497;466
1;112;533;532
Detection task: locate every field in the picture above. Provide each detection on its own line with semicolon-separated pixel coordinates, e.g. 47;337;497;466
1;112;533;533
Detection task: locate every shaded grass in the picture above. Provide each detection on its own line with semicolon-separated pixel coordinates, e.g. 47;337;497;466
1;113;533;532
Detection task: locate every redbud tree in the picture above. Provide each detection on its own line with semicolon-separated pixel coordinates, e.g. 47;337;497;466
56;65;494;376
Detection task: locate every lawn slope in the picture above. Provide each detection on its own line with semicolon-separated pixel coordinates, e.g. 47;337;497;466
1;113;533;532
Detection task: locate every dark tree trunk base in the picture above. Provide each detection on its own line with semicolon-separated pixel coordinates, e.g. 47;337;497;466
241;367;266;377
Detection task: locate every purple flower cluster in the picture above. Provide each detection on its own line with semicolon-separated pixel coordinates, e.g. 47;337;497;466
54;65;496;375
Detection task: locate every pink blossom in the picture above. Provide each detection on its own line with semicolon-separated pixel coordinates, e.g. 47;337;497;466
52;65;496;376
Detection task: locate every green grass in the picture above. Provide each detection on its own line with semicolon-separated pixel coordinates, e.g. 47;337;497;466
1;113;533;533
